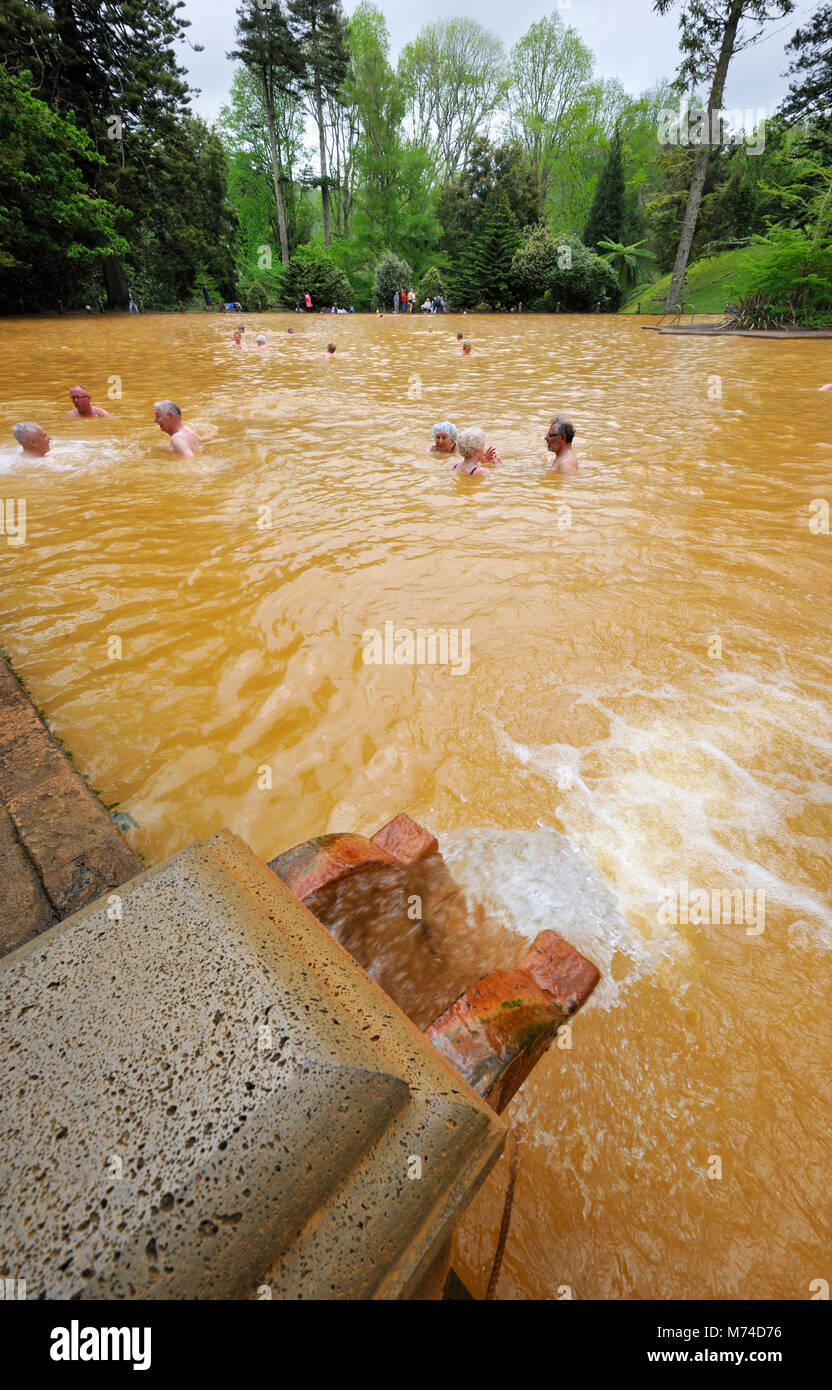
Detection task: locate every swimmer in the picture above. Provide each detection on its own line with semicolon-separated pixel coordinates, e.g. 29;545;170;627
233;327;244;347
462;340;472;355
820;383;832;391
287;327;294;334
66;386;110;418
456;332;464;340
453;427;497;477
429;422;458;455
323;342;336;358
154;400;199;458
546;417;578;475
256;334;267;350
12;422;50;457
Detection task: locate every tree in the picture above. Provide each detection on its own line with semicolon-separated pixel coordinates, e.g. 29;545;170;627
438;136;539;274
372;250;412;309
507;12;595;211
544;235;619;312
399;18;507;181
289;0;350;248
780;5;832;129
654;0;795;313
583;126;625;249
0;0;238;308
417;267;444;303
595;238;654;291
230;0;305;265
453;191;519;309
510;223;561;306
344;3;439;265
281;242;352;307
0;67;127;312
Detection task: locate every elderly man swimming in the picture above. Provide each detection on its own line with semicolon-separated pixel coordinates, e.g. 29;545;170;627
66;385;111;418
12;422;51;457
429;422;458;455
453;427;500;477
154;400;200;458
546;417;578;475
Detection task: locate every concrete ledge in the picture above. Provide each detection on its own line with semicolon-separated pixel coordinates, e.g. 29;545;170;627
0;656;140;954
0;831;505;1300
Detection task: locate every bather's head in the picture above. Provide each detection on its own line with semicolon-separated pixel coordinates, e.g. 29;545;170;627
546;416;575;452
154;400;182;436
457;426;485;461
432;421;458;454
13;421;50;456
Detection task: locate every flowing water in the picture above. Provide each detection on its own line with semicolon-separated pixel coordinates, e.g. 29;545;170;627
1;312;830;1299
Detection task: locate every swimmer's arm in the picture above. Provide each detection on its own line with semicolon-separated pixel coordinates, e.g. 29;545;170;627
484;446;502;465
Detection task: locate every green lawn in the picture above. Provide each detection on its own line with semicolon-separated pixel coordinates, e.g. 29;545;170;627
619;243;768;315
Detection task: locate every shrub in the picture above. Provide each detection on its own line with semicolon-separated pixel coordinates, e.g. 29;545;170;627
730;228;832;323
544;235;619;312
372;251;412;310
280;243;353;310
417;266;444;303
511;227;619;311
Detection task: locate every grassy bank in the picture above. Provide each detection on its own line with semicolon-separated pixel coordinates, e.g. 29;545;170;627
619;244;768;315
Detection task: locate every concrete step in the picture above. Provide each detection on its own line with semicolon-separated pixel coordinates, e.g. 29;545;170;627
0;829;504;1300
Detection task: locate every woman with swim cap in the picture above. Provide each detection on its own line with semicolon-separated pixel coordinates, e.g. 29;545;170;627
429;422;458;455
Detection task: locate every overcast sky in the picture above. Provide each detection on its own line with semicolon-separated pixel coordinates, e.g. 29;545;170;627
179;0;814;127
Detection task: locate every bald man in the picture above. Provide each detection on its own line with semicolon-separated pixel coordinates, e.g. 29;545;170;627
66;386;110;418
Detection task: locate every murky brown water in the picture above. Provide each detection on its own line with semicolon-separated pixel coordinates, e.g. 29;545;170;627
2;312;830;1299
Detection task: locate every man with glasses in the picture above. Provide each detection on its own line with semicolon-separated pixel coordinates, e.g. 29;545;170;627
545;417;578;475
66;386;111;419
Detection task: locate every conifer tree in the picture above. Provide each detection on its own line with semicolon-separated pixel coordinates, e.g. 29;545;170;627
583;125;625;251
454;190;519;308
230;0;304;265
289;0;349;247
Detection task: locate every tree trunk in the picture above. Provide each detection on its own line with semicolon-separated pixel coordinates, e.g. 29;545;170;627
262;74;290;266
664;0;746;313
315;75;331;247
103;255;129;311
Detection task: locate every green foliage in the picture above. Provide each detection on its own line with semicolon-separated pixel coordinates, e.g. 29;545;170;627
510;224;561;304
731;227;832;321
417;267;444;303
544;235;619;312
0;69;127;312
596;238;654;291
281;242;352;308
452;190;520;308
780;3;832;128
583;125;625;250
372;251;412;309
399;17;507;182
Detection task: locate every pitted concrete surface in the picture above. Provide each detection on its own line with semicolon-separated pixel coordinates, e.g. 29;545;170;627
0;656;140;954
0;831;504;1300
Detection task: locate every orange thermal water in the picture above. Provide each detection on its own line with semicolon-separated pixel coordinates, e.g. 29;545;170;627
1;312;830;1298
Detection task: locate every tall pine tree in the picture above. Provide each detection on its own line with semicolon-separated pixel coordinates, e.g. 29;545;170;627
288;0;349;247
583;125;625;251
454;190;519;309
230;0;304;265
